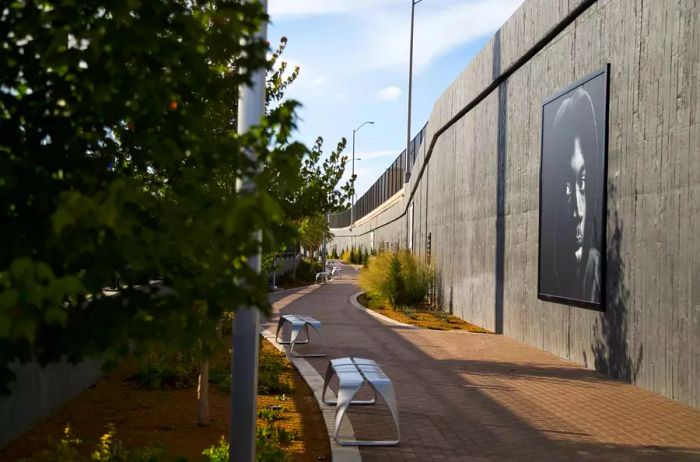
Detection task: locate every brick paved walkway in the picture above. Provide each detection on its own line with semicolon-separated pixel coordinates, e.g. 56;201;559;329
268;266;700;461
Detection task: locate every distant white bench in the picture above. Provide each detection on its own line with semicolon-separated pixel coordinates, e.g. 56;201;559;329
330;266;343;279
322;357;400;446
315;271;331;284
274;314;325;357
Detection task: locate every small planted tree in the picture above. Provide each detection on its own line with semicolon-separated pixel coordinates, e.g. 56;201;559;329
299;214;332;262
0;0;307;403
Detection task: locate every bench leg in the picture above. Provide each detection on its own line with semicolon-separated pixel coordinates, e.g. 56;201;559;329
333;379;364;444
321;363;335;405
290;324;325;357
370;381;401;445
274;318;285;343
335;381;400;446
276;319;309;345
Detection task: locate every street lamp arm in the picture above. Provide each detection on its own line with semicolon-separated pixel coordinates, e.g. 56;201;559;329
354;120;375;133
351;120;375;228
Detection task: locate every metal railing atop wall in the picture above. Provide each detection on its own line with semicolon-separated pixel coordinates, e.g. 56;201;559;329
329;123;427;228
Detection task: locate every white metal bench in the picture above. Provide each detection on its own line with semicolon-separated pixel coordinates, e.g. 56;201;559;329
315;271;331;284
274;314;326;357
330;266;343;279
322;357;400;446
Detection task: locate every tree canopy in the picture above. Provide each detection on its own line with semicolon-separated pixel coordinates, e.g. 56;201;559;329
0;0;312;391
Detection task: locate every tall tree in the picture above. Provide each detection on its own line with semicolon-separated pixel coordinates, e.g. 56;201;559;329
0;0;305;391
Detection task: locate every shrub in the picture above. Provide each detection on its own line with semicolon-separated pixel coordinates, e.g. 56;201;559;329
355;248;363;264
358;249;434;309
361;248;370;267
274;257;321;288
257;407;284;421
396;249;434;307
340;248;350;263
135;349;198;390
204;430;289;462
258;350;291;395
385;252;403;307
202;437;229;462
28;425;165;462
209;348;290;395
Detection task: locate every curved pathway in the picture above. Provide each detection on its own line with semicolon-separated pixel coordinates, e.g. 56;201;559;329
267;265;700;461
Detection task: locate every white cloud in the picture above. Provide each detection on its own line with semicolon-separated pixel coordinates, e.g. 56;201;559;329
357;150;400;160
270;0;401;19
356;0;523;72
376;86;402;101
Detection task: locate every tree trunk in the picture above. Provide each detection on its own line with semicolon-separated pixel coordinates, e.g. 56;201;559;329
197;358;210;426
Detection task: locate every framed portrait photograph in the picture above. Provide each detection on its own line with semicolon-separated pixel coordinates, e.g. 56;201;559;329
538;65;610;310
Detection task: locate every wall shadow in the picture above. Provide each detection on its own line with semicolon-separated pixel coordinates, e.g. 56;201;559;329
587;184;642;383
272;278;699;461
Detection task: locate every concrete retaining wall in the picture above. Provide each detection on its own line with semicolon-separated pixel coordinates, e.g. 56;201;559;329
0;359;103;447
330;0;700;409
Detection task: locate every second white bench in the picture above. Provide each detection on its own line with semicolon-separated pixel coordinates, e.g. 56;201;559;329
322;357;400;446
275;314;326;357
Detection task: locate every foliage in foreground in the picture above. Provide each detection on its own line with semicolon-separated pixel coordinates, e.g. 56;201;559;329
23;422;292;462
0;0;314;391
359;249;435;309
24;424;170;462
203;434;288;462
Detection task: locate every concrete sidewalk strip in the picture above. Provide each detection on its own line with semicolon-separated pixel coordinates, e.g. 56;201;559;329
261;324;362;462
268;266;700;461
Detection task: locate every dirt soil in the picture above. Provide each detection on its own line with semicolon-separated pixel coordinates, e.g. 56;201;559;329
0;341;330;462
358;293;491;333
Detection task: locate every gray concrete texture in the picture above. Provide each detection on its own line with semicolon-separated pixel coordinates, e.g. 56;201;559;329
0;359;103;447
329;0;700;409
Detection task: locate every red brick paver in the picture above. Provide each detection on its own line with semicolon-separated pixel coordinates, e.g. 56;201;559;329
269;267;700;461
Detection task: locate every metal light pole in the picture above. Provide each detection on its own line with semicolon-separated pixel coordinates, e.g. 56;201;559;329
405;0;423;182
351;121;374;227
231;1;267;460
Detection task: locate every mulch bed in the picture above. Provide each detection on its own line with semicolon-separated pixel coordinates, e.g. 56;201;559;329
358;293;491;333
0;341;330;462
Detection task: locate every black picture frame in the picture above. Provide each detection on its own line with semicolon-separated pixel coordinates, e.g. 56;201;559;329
537;64;610;310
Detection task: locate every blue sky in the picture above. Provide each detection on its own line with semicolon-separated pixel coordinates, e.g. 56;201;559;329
268;0;525;197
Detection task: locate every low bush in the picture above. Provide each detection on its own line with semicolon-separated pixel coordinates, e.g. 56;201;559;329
208;348;290;395
361;248;370;267
257;406;284;421
275;257;322;288
134;348;199;390
359;249;434;309
203;434;288;462
27;424;165;462
258;349;292;395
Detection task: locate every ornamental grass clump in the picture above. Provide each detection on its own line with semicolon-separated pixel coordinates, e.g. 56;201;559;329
359;249;434;309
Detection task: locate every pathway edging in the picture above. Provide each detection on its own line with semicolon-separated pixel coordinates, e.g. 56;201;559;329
263;283;362;462
349;291;419;329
